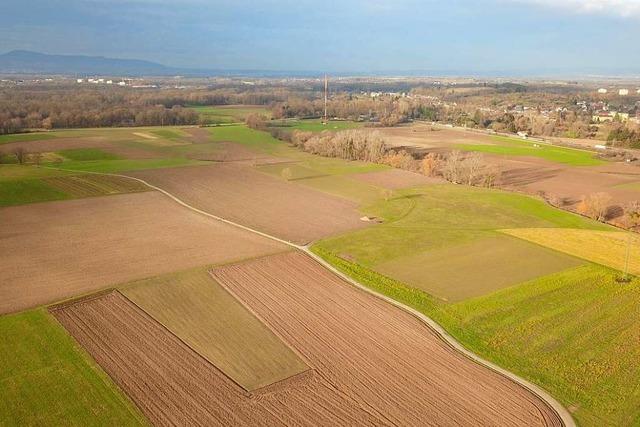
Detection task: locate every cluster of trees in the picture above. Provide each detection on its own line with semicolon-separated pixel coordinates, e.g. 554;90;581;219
0;88;199;134
607;126;640;148
270;95;439;126
282;128;498;188
290;130;387;163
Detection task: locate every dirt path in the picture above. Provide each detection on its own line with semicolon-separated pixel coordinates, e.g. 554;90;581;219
45;165;575;426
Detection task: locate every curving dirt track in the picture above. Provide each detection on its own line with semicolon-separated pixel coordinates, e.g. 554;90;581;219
127;163;368;245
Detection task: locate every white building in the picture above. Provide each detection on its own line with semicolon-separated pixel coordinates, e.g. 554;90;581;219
76;78;84;83
117;81;127;86
106;80;113;84
619;89;629;96
597;88;607;94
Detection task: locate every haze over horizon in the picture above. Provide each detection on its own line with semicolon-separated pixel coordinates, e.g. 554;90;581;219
1;0;640;75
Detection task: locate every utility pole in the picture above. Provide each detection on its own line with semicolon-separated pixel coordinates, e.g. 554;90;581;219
623;233;632;282
323;74;328;124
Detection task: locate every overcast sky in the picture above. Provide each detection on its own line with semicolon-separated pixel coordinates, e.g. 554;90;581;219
1;0;639;74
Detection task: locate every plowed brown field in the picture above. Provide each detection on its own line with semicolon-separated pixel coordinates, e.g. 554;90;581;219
0;192;285;313
55;253;563;426
352;168;443;189
128;164;368;244
211;252;563;426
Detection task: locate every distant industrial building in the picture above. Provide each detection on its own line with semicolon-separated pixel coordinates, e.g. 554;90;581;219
597;88;607;94
619;89;629;96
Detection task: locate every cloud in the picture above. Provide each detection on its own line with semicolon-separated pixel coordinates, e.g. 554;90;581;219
512;0;640;17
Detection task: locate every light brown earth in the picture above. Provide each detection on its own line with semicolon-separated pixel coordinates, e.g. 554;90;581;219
352;168;443;189
184;141;289;165
127;163;368;244
0;191;285;314
54;254;562;426
212;252;563;426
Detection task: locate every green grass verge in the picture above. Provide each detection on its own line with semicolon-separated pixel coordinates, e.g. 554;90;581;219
0;179;70;206
456;136;603;166
207;125;281;153
270;119;363;132
0;309;146;426
58;148;122;161
189;105;271;124
0;133;56;145
311;246;640;426
44;158;203;173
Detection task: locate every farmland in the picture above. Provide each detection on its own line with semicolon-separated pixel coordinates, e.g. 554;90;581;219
0;309;145;426
378;124;640;216
1;121;639;425
456;135;605;166
502;228;640;275
127;163;369;244
121;267;308;391
46;253;566;426
189;105;271;124
0;191;285;313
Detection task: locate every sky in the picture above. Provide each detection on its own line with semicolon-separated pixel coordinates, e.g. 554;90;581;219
1;0;639;75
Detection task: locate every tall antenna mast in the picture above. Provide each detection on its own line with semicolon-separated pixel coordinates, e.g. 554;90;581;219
323;74;328;124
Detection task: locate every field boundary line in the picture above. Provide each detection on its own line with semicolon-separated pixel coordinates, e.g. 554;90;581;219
46;165;575;427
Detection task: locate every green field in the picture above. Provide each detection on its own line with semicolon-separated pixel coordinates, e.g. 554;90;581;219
316;184;606;270
503;228;640;275
270;119;362;132
189;105;271;124
0;178;70;207
456;136;604;166
0;309;145;425
0;163;150;206
0;133;56;144
58;148;122;161
375;234;584;301
45;158;203;173
120;267;308;391
208;125;281;152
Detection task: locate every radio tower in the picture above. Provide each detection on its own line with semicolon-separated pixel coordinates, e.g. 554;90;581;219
323;74;328;124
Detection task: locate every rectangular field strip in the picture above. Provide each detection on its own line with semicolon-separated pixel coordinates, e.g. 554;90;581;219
121;268;308;391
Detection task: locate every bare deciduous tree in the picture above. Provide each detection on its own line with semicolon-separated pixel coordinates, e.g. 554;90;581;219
441;150;464;183
12;147;28;164
624;201;640;230
577;192;612;222
421;152;441;177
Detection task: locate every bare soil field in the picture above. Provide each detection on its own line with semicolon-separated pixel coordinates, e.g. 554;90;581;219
0;192;285;313
185;141;289;165
352;168;443;189
52;291;389;426
54;255;562;426
211;252;564;426
121;268;308;391
0;136;163;159
128;164;368;244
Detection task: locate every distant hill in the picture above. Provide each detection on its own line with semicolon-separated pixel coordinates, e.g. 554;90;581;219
0;50;176;76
